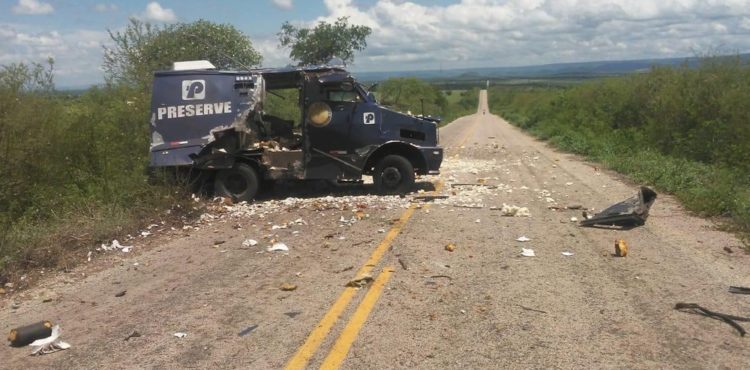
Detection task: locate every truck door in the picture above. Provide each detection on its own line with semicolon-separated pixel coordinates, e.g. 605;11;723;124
304;83;362;179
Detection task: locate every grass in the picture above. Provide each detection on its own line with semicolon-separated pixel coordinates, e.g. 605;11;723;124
489;56;750;245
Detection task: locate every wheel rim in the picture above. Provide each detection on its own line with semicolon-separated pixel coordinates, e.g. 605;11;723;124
382;167;402;188
225;173;247;195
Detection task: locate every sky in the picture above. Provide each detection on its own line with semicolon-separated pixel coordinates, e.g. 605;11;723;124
3;0;750;87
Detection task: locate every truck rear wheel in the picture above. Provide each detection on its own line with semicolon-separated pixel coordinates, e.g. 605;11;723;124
374;155;415;195
214;163;259;202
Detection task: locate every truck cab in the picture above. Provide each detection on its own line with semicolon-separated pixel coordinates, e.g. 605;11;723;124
149;61;442;201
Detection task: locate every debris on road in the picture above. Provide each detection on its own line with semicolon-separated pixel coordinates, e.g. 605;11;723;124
29;325;70;355
516;236;531;242
98;240;133;253
413;195;449;202
8;321;53;347
173;332;187;338
238;324;258;337
521;248;536;257
280;283;297;291
124;330;141;341
674;303;749;336
723;246;733;254
445;243;456;252
517;304;547;314
570;217;578;222
496;204;531;217
284;311;302;318
242;238;258;247
267;243;289;252
562;251;574;256
346;274;374;288
580;187;657;228
728;286;750;295
398;257;409;270
334;265;354;273
114;290;127;297
615;239;628;257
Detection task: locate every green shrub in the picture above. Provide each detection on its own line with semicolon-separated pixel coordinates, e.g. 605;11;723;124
488;56;750;242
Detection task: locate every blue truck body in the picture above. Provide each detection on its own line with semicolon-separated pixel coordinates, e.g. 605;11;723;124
149;63;442;199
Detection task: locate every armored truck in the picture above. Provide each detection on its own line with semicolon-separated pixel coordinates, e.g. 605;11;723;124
149;61;443;201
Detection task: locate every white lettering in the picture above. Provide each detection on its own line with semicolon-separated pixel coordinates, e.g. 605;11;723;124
155;101;233;120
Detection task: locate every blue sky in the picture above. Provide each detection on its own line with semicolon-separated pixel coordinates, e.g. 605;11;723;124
3;0;750;87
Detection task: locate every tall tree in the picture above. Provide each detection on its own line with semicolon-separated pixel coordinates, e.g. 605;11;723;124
103;18;262;90
278;17;371;66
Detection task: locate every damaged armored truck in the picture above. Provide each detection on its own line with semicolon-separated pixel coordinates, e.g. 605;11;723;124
149;60;443;201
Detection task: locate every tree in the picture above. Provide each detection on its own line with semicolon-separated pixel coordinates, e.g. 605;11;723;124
103;18;262;90
278;17;371;66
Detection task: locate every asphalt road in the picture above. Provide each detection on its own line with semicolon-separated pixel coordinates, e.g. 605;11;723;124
2;90;749;369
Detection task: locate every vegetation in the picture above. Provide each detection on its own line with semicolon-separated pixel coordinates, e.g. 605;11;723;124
376;78;478;125
488;56;750;238
278;17;371;66
0;19;262;280
104;18;262;91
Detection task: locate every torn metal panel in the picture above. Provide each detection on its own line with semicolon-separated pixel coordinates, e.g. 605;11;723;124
261;150;305;179
149;70;263;167
580;187;657;228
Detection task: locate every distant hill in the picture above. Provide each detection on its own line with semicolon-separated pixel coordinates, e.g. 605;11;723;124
353;54;750;83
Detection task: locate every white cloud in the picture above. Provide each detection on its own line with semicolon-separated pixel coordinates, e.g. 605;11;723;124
142;2;177;23
94;3;119;13
12;0;54;15
0;23;111;86
301;0;750;71
272;0;294;10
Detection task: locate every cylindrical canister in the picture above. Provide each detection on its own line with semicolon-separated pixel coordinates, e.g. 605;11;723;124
7;321;53;347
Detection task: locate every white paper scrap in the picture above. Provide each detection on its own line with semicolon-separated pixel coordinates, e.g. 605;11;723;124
521;248;535;257
30;325;70;355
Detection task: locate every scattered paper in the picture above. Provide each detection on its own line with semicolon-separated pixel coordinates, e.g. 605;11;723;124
521;248;535;257
174;332;187;338
561;251;574;256
516;236;531;242
30;325;70;355
267;243;289;252
242;239;258;247
99;240;133;252
499;204;531;217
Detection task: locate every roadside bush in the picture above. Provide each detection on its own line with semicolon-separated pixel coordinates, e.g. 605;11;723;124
488;56;750;240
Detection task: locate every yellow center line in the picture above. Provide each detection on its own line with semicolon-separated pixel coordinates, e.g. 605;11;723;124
285;181;439;370
286;119;455;369
318;267;395;370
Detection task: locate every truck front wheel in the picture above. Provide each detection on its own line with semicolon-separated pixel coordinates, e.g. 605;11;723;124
214;163;260;202
374;155;415;195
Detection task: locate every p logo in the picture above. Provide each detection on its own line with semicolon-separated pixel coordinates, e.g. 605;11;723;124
363;112;376;125
182;80;205;100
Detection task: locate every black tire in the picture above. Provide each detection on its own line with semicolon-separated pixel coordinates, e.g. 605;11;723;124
374;155;415;194
214;163;260;202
